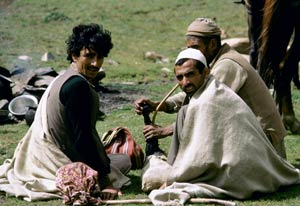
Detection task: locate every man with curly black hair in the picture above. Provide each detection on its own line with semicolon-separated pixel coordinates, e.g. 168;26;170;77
0;23;131;202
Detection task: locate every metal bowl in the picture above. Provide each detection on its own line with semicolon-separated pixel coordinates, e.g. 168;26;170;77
8;94;38;116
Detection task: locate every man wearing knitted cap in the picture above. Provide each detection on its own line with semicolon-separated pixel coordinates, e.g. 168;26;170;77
140;48;300;204
134;17;287;159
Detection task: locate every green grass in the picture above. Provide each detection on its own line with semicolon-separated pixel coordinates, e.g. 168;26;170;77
1;0;300;205
0;0;249;83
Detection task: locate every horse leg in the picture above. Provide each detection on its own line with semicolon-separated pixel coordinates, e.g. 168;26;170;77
291;45;300;90
279;78;300;134
292;68;300;89
281;7;300;134
292;15;300;90
244;0;265;68
278;77;300;134
279;26;300;134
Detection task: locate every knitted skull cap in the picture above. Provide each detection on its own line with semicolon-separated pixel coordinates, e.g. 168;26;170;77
186;17;221;37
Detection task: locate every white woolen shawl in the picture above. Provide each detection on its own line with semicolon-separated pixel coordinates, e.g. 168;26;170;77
142;78;300;205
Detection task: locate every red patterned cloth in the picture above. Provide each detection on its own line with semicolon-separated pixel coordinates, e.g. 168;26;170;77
56;162;102;205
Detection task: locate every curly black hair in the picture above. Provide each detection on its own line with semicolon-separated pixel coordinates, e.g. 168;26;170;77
66;23;113;63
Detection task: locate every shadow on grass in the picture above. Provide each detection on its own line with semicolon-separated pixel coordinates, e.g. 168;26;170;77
292;166;300;171
245;184;300;202
0;128;20;134
122;172;145;195
292;158;300;169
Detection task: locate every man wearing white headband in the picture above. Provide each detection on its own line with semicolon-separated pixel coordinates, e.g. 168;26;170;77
173;48;208;98
141;48;300;204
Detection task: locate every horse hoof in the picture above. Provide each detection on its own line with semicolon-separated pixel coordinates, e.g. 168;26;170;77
283;116;300;134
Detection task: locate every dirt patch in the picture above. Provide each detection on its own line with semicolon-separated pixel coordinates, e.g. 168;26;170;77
0;0;13;9
97;84;146;114
0;195;5;205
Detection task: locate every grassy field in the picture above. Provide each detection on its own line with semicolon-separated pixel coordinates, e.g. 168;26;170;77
1;0;300;205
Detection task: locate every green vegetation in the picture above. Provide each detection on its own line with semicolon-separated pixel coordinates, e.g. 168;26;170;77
1;0;300;205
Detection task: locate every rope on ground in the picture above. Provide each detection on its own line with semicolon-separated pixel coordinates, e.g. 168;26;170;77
102;197;236;205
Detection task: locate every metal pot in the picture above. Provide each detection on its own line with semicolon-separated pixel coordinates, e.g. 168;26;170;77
8;94;38;119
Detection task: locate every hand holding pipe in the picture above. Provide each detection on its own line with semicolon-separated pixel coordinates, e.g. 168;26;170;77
142;83;179;156
141;103;158;156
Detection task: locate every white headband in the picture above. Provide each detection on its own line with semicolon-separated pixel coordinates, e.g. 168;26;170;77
175;48;207;67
